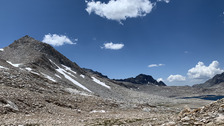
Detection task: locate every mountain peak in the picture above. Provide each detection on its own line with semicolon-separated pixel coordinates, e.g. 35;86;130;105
1;36;84;74
115;74;166;86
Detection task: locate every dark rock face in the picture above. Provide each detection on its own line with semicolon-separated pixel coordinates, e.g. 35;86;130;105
83;68;108;79
205;72;224;86
193;72;224;88
115;74;166;86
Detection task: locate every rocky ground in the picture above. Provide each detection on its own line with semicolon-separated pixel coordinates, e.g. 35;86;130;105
0;67;214;126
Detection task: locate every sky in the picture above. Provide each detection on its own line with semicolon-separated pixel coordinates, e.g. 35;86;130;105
0;0;224;86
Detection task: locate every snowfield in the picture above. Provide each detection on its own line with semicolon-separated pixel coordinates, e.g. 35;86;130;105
92;77;110;89
0;48;4;51
49;59;91;92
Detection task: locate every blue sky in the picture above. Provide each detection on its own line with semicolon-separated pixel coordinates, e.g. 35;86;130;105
0;0;224;86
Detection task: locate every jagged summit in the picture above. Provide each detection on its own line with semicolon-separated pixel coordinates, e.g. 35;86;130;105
115;74;166;86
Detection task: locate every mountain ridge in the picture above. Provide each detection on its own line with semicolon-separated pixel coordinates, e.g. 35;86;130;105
114;74;166;86
193;72;224;88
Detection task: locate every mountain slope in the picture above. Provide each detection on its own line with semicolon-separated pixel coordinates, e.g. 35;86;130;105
0;36;118;94
0;36;173;104
193;72;224;88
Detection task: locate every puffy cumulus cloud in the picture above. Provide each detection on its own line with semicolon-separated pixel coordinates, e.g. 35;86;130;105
85;0;154;23
157;78;164;82
167;74;186;82
101;42;124;50
42;34;76;46
187;61;224;79
148;64;164;68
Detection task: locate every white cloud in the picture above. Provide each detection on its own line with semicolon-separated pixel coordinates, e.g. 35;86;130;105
187;61;224;79
102;42;124;50
157;78;164;82
167;74;186;82
42;34;75;46
157;0;170;3
184;51;189;54
148;64;164;68
85;0;154;23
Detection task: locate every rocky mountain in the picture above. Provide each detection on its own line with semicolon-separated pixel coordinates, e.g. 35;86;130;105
83;68;108;79
0;36;172;114
0;35;136;99
193;72;224;88
115;74;166;86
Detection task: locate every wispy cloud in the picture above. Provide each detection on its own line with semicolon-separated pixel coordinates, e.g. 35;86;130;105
167;74;186;82
86;0;154;24
157;0;170;3
184;51;189;54
101;42;124;50
42;34;76;46
148;64;164;68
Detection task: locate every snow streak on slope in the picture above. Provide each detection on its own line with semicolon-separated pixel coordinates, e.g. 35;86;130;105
25;67;40;75
92;77;110;89
62;64;77;74
0;48;4;51
49;60;91;92
7;61;21;67
55;74;62;79
42;73;57;82
0;65;8;69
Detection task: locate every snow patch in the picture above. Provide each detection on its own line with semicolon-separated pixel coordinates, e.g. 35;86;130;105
90;110;106;113
0;48;4;51
49;60;91;92
30;71;40;75
25;67;40;75
42;73;57;82
25;67;32;71
0;65;8;69
4;100;19;111
7;61;21;67
55;74;62;79
62;64;77;74
65;88;92;96
92;77;110;89
80;74;85;78
63;69;77;78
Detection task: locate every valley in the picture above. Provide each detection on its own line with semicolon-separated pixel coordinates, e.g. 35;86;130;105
0;36;224;125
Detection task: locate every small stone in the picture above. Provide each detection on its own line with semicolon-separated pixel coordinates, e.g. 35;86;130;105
181;116;191;121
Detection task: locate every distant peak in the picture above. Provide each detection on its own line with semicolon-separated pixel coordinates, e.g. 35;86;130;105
18;35;35;41
115;73;166;86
